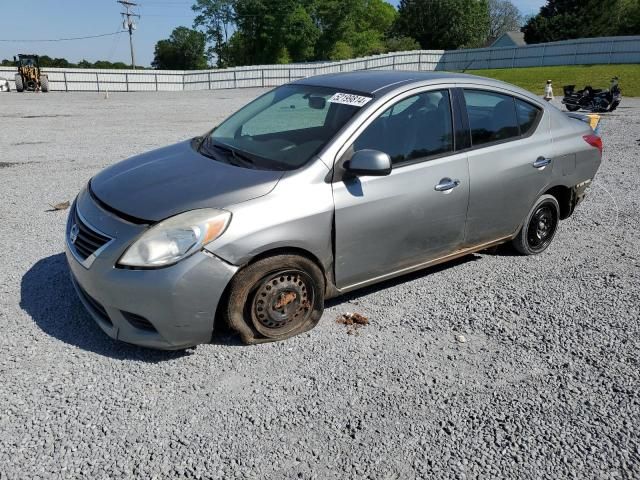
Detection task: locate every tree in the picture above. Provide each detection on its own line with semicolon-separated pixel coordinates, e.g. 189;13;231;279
394;0;490;50
384;36;421;53
191;0;400;66
192;0;235;67
315;0;397;60
228;0;320;65
152;27;208;70
1;56;145;69
488;0;523;39
618;0;640;34
522;0;640;43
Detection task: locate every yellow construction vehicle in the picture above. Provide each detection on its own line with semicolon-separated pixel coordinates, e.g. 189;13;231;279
14;54;49;92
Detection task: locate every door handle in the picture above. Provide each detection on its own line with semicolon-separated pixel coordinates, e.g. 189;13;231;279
533;157;552;169
434;178;460;192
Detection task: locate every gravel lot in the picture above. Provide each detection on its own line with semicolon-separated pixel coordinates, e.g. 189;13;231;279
1;89;639;479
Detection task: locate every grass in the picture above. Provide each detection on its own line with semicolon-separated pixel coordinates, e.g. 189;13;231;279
465;64;640;97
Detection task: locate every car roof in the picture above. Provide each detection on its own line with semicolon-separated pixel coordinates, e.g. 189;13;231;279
292;70;493;96
292;70;546;105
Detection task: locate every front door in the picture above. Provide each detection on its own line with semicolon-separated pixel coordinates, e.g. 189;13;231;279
332;89;470;289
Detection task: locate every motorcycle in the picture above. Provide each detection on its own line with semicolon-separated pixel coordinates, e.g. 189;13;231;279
562;77;622;113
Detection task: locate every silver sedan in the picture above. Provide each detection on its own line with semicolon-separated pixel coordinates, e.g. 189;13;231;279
66;71;602;349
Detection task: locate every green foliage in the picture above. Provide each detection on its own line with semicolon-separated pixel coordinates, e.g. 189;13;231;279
0;56;134;69
384;36;421;53
329;41;354;61
469;64;640;97
152;27;208;70
230;0;320;65
192;0;400;67
522;0;640;43
192;0;236;67
394;0;491;50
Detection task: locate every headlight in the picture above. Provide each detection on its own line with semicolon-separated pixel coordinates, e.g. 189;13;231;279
118;209;231;268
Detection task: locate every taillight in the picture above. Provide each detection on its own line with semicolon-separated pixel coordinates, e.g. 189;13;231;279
583;134;603;155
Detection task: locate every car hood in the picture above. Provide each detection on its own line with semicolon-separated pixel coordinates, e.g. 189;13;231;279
90;140;283;222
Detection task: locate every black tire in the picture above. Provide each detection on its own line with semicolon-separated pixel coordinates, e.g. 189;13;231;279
512;194;560;255
14;74;24;92
224;254;325;344
565;104;580;112
40;75;49;93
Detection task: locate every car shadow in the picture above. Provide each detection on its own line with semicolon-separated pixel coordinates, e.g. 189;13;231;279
20;253;195;362
23;251;492;356
480;243;522;257
325;253;482;309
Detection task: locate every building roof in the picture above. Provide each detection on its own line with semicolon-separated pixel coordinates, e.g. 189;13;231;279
490;31;526;48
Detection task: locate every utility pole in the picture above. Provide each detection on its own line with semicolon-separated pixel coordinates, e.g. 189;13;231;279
118;0;139;69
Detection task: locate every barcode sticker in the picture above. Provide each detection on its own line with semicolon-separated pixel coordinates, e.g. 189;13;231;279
328;92;372;107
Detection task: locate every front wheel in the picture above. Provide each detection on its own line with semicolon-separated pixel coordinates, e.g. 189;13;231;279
14;74;24;92
512;194;560;255
565;104;580;112
40;75;49;92
224;254;325;344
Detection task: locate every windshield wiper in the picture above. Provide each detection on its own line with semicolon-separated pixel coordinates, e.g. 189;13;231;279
210;141;256;168
198;136;226;162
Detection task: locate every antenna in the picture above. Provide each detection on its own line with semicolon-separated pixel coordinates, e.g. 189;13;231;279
117;0;140;69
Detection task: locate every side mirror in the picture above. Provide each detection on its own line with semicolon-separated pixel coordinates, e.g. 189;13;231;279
344;149;392;177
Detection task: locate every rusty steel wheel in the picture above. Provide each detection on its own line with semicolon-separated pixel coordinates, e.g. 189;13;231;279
224;255;325;344
250;270;315;338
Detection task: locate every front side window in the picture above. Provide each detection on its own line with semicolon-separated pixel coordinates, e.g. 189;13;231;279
463;90;519;146
206;85;366;170
353;90;453;165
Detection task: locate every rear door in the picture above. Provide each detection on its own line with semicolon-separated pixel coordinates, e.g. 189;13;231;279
458;88;553;246
332;88;470;289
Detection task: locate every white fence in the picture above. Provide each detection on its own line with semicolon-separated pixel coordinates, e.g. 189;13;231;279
1;35;638;93
437;35;640;70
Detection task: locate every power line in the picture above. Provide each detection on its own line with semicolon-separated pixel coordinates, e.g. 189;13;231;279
0;31;126;43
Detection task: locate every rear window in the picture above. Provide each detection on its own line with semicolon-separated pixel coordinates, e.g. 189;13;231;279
463;90;520;146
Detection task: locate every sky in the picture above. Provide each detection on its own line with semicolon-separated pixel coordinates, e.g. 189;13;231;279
0;0;547;67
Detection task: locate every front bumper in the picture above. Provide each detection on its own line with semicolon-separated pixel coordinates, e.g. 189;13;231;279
65;188;238;350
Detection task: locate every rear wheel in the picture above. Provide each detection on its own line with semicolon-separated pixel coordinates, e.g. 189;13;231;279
565;104;580;112
40;75;49;92
512;194;560;255
14;74;23;92
224;254;325;344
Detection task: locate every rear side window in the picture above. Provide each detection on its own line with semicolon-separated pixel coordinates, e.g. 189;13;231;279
515;98;542;136
463;90;519;146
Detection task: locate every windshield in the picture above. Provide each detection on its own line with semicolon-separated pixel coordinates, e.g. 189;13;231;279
204;84;369;170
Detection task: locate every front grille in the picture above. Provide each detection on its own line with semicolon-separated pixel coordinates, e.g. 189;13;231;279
75;283;113;326
69;207;111;261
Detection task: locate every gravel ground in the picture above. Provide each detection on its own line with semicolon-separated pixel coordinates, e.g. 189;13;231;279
0;90;639;479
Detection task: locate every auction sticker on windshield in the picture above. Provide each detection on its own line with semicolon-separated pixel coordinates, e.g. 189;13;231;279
328;92;372;107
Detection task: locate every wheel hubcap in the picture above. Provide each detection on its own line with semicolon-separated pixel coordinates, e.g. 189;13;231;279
251;270;313;337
